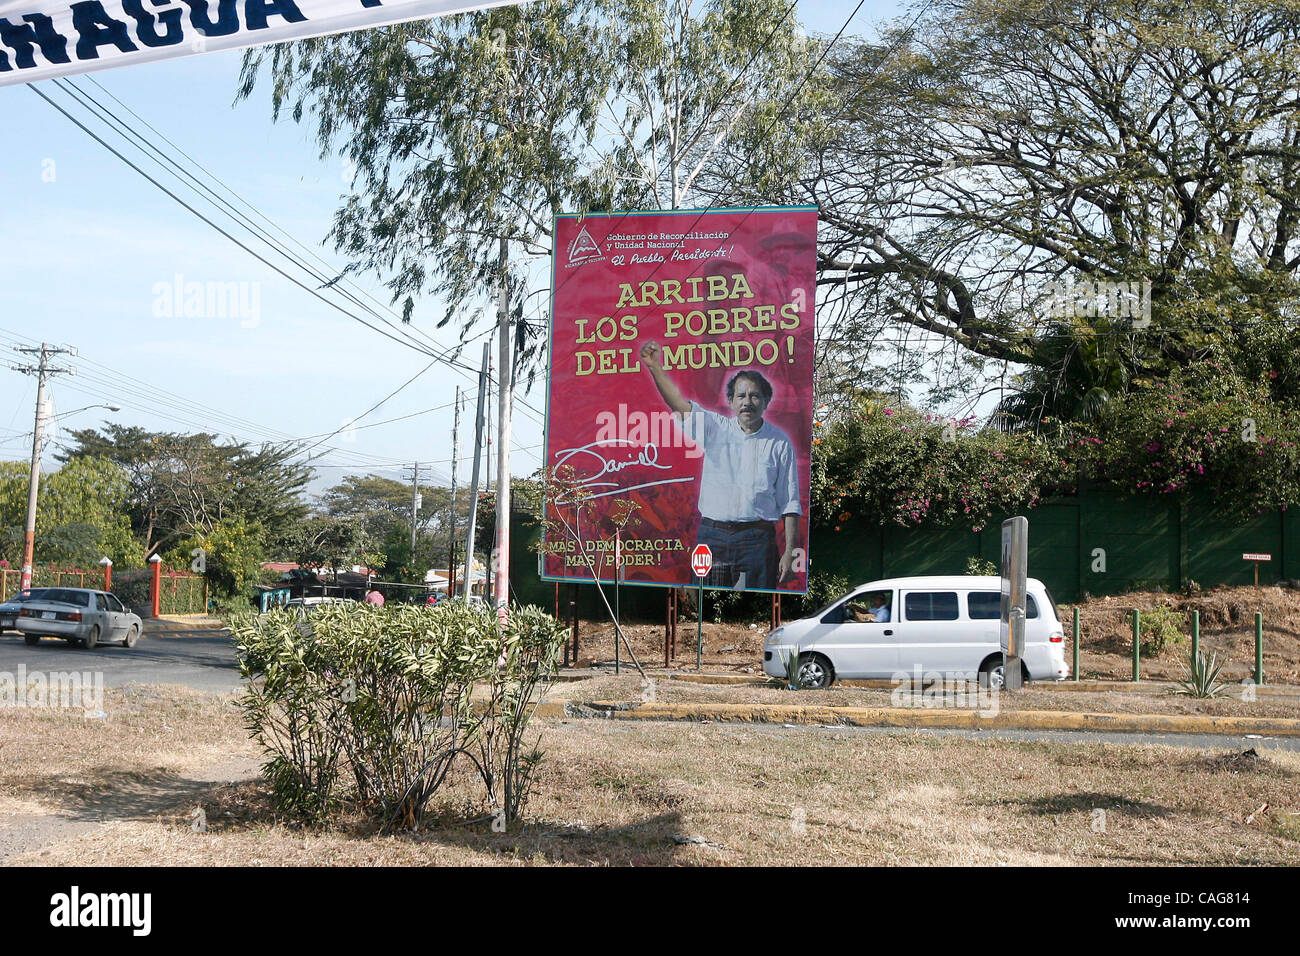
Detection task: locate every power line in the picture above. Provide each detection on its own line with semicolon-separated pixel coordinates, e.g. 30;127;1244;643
33;78;549;446
30;81;475;370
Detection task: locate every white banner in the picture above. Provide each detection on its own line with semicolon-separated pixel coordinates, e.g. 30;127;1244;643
0;0;526;87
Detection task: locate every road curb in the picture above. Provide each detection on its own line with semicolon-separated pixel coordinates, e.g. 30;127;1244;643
557;670;1300;697
541;699;1300;736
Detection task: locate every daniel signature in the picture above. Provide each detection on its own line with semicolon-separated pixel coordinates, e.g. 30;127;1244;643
552;440;694;504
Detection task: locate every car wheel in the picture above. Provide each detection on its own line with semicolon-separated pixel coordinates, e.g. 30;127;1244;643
85;625;100;650
979;656;1029;688
23;635;39;646
124;625;139;648
796;652;834;690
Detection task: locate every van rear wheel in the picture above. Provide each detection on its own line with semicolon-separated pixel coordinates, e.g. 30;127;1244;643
979;656;1029;688
797;653;834;690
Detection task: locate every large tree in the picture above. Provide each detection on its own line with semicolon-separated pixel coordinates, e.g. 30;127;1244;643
58;425;311;556
0;456;138;569
770;0;1300;420
317;473;476;577
236;0;817;371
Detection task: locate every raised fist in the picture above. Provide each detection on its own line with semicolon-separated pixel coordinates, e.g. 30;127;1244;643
640;340;663;372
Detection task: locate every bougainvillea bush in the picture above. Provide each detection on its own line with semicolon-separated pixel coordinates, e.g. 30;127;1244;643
811;370;1300;532
810;403;1072;531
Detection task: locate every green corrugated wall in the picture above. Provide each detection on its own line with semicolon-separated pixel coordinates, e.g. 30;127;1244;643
510;487;1300;612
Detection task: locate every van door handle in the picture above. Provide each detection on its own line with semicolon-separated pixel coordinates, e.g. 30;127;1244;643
883;629;893;636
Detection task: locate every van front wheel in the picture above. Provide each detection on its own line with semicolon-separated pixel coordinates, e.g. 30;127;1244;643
797;653;834;690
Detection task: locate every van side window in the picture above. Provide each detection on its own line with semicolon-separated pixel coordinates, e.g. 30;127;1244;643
904;591;959;621
969;591;1039;619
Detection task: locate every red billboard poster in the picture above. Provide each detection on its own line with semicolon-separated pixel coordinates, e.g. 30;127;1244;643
540;205;818;594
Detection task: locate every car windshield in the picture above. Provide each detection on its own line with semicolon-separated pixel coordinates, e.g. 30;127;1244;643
808;589;877;620
36;589;91;607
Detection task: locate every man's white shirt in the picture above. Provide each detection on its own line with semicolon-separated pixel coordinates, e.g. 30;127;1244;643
676;401;801;522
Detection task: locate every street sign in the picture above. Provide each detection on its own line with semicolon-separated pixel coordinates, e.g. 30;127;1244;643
1000;516;1029;691
1243;553;1272;586
691;544;713;579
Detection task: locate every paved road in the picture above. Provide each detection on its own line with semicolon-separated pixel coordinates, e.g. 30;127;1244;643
0;626;240;693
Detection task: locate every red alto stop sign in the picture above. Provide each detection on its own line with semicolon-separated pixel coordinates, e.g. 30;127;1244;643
691;544;713;578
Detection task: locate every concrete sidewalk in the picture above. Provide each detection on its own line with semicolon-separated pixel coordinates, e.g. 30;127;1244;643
144;615;227;635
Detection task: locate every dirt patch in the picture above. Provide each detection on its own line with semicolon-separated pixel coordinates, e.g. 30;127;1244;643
0;685;260;861
1069;585;1300;683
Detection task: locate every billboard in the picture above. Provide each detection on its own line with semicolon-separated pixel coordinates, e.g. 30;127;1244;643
0;0;526;87
540;205;818;595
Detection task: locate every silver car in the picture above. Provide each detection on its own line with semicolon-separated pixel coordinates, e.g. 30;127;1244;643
15;587;143;649
0;588;42;632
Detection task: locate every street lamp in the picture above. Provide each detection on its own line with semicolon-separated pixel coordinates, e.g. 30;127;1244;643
20;401;120;590
50;403;122;420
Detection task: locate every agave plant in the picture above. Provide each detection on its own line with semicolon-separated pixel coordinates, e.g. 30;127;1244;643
783;647;802;690
1174;648;1227;699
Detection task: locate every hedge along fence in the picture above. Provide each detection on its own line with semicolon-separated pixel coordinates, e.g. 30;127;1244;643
229;601;568;830
157;570;206;615
1;567;94;600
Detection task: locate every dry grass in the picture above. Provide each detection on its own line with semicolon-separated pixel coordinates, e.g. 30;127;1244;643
3;685;1298;866
560;674;1300;718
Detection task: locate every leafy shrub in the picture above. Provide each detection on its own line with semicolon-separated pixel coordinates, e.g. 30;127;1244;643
965;556;998;576
1138;605;1187;656
790;571;852;618
230;601;566;829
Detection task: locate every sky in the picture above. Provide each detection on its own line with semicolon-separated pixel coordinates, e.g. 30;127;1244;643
0;0;909;499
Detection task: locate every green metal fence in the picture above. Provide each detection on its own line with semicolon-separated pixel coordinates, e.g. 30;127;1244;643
811;484;1300;603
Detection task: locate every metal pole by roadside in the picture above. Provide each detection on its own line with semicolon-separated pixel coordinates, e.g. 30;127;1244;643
1255;612;1264;685
1131;609;1141;682
1191;610;1200;661
696;578;703;670
1072;606;1080;681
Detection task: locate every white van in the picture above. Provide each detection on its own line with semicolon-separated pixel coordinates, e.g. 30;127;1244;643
763;575;1069;688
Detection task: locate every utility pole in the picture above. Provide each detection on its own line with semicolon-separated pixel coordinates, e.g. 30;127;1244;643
409;462;420;562
493;236;513;612
448;387;460;599
463;342;490;600
12;343;75;591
